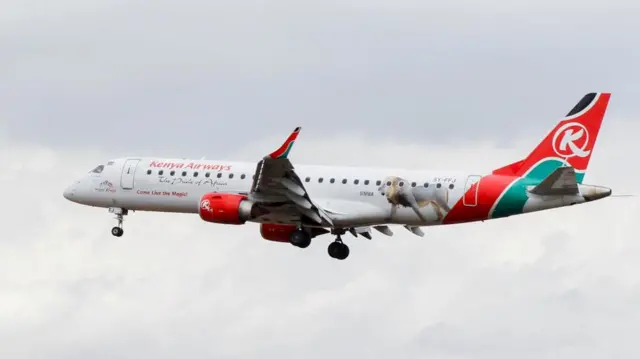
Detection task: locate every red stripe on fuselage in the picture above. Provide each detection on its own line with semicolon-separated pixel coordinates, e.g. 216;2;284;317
442;174;517;224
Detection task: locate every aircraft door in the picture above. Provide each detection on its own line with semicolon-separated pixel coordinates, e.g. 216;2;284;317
120;159;140;190
462;175;482;207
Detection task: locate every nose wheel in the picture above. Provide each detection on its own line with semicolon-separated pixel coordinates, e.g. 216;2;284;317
109;207;127;237
111;226;123;237
328;236;349;260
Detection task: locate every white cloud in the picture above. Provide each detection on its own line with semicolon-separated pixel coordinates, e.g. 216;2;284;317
1;116;638;358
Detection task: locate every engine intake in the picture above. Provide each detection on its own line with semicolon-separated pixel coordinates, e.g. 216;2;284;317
199;193;255;225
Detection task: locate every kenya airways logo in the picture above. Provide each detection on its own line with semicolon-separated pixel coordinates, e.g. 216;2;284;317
552;122;591;158
200;199;213;213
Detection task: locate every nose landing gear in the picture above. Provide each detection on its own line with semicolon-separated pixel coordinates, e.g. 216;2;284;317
111;226;123;237
109;207;128;237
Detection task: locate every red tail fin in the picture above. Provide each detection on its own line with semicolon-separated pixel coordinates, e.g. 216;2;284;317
493;93;611;181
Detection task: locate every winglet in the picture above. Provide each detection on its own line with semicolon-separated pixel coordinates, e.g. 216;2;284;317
268;127;301;159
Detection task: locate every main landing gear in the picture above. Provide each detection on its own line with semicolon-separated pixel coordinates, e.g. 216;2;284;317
328;236;349;260
109;207;128;237
289;229;312;248
288;228;349;260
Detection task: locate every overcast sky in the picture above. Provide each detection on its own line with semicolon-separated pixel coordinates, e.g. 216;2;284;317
2;0;640;358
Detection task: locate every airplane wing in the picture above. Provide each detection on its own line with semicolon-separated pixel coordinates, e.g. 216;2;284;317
528;166;579;196
247;127;425;239
248;127;335;226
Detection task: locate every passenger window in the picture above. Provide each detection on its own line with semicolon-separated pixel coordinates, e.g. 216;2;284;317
318;177;324;183
449;184;454;189
229;173;234;179
423;182;429;188
217;173;222;178
364;180;369;185
241;174;246;179
376;180;382;186
159;170;164;176
170;171;175;176
330;178;335;183
436;183;442;188
194;172;199;177
411;182;416;187
305;177;310;182
182;171;187;176
354;179;359;185
205;172;210;178
342;179;347;184
399;181;404;187
147;169;152;175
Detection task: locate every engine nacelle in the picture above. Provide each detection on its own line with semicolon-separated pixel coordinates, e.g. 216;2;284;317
260;223;297;242
199;193;255;225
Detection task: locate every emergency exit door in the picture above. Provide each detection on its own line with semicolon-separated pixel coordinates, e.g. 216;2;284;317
462;175;482;207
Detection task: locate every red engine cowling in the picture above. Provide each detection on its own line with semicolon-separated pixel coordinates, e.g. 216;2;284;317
260;223;297;242
199;193;255;225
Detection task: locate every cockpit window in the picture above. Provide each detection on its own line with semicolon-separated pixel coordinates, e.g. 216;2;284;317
106;161;115;166
90;165;104;173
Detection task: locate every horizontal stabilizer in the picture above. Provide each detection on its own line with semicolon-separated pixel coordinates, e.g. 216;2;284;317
529;166;579;196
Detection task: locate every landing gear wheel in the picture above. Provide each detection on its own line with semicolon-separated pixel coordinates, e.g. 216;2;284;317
328;239;349;260
111;227;123;237
290;229;311;248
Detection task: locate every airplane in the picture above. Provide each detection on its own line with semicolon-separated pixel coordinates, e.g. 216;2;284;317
63;92;613;260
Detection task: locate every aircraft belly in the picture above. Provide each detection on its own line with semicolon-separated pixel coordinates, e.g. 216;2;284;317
522;194;585;213
312;198;388;227
387;206;444;226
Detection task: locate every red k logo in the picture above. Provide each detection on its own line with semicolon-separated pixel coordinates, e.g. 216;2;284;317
200;199;212;212
552;122;591;158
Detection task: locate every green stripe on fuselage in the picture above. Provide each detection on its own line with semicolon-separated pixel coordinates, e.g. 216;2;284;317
491;159;585;219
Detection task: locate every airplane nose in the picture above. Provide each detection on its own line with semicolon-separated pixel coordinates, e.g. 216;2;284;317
63;184;77;201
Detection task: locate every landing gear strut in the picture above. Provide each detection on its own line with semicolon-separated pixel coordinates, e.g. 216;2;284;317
109;207;128;237
328;235;349;260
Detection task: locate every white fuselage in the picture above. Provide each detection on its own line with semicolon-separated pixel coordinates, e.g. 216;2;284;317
64;157;476;227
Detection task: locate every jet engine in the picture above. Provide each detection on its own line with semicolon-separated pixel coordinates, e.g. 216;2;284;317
260;223;297;242
199;193;256;225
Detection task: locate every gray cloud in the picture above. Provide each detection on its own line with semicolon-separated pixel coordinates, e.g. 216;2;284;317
2;0;639;155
